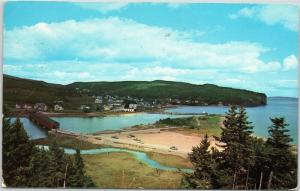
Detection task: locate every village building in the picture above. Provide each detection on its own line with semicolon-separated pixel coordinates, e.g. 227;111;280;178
34;103;48;111
54;104;64;111
103;105;111;111
54;100;64;104
15;103;33;110
95;98;102;104
123;102;137;112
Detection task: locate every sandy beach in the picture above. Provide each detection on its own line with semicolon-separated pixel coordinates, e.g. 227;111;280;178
51;127;221;158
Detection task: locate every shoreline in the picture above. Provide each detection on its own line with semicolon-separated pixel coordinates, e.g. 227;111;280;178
48;125;222;158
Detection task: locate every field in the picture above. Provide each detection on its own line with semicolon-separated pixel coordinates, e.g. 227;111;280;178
33;134;103;150
83;153;182;189
157;115;223;137
82;152;184;189
35;134;194;188
147;152;193;169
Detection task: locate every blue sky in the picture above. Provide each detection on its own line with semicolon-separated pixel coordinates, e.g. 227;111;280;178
3;2;299;97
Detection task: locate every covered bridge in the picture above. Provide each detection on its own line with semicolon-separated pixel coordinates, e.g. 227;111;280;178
29;112;60;130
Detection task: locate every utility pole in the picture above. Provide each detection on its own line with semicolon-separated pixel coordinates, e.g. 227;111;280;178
63;163;69;188
267;171;273;189
259;171;263;190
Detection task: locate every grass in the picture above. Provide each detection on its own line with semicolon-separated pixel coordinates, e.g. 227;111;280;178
33;134;103;150
82;152;184;189
158;115;223;137
147;152;193;169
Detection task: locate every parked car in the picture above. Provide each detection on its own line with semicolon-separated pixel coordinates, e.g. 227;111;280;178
127;134;135;138
170;146;178;150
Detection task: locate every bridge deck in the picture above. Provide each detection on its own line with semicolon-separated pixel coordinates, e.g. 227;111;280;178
29;112;60;130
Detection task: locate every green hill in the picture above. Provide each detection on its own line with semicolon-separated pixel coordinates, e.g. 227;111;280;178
3;74;267;108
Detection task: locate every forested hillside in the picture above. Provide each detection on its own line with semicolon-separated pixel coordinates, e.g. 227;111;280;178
4;74;267;107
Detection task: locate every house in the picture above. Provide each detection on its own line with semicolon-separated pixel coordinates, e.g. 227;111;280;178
80;105;91;112
96;96;103;100
54;100;64;104
123;102;137;112
95;98;102;104
34;103;48;111
23;104;33;109
15;104;21;109
54;104;64;111
15;103;32;109
112;105;124;112
103;105;111;111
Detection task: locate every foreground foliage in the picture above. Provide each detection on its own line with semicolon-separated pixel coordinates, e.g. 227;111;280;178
2;118;95;188
184;106;297;189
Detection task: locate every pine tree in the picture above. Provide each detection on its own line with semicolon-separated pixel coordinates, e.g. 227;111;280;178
68;149;95;188
3;117;95;188
265;117;297;189
2;118;34;187
28;148;52;187
214;106;254;189
248;137;271;189
184;134;216;189
48;141;67;187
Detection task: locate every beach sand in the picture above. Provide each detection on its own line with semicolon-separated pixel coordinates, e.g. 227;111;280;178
72;128;221;158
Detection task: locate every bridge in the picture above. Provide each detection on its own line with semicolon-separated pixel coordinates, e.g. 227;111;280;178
29;112;60;130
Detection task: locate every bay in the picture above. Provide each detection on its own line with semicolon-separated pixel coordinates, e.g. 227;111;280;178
166;97;298;144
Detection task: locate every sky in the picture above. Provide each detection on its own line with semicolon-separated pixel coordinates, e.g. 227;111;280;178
3;2;299;97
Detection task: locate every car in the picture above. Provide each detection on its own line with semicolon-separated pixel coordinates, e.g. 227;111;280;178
133;138;140;141
170;146;178;150
127;134;135;138
111;136;119;139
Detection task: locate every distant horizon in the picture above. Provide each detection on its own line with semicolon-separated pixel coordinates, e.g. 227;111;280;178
4;73;298;99
3;2;298;97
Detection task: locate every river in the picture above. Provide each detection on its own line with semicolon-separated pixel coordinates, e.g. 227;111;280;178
38;145;193;173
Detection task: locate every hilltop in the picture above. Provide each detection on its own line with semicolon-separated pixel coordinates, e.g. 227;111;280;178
3;74;267;109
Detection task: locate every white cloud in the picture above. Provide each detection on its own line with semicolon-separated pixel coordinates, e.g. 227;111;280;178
75;2;128;13
229;5;299;32
166;3;186;9
120;66;218;82
3;17;297;96
4;17;286;75
283;55;298;71
272;79;298;89
229;7;256;19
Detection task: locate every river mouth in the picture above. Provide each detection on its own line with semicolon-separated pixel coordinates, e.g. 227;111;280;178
37;145;193;173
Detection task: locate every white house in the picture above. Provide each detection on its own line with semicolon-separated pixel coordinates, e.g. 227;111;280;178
123;102;137;112
54;104;64;111
34;103;48;111
95;98;103;104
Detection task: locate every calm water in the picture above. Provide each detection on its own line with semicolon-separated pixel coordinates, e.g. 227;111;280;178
18;97;298;144
38;145;192;173
11;118;47;140
52;113;193;134
166;97;298;144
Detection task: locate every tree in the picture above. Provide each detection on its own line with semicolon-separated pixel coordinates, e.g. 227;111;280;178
48;141;67;187
265;117;297;189
28;148;52;187
214;106;254;189
2;118;35;187
2;117;95;188
184;134;216;189
68;149;95;188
